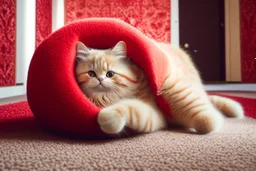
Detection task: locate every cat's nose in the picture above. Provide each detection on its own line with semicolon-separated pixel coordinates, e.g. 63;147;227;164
97;76;105;82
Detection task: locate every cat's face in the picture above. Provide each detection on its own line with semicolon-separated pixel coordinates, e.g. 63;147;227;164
75;41;141;98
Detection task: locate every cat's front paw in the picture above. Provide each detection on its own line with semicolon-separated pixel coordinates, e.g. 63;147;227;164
98;108;126;134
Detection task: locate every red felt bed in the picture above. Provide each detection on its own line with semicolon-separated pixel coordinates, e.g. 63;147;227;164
27;18;170;137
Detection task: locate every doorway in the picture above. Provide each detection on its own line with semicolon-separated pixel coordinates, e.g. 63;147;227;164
179;0;225;82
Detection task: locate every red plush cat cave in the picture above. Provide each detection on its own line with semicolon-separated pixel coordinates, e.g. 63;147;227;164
27;18;169;138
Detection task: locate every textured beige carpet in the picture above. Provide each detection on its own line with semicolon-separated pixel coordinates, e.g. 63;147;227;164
0;117;256;170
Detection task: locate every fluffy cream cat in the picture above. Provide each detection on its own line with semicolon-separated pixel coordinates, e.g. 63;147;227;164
75;41;244;134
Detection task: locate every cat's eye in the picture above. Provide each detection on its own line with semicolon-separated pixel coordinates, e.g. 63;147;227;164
88;71;96;77
106;71;115;78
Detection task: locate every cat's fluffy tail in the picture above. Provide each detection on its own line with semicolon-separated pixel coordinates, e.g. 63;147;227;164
209;95;244;119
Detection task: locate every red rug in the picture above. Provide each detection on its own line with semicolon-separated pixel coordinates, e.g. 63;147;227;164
0;95;255;133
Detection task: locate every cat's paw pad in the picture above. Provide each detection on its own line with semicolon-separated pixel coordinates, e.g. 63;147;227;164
98;108;126;134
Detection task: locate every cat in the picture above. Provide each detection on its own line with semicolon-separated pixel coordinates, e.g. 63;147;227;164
75;41;244;135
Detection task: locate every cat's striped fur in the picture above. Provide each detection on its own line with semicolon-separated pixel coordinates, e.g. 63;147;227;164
75;41;244;134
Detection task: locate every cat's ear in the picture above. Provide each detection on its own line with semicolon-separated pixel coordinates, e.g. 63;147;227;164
76;42;91;61
111;41;127;59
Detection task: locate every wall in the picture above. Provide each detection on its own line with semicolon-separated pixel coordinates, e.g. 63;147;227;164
0;0;37;98
1;0;254;98
36;0;52;47
65;0;171;43
240;0;256;83
0;0;170;88
0;0;16;86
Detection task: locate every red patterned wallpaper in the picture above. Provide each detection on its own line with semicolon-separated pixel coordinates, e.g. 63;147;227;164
36;0;52;47
0;0;16;86
240;0;256;83
65;0;170;43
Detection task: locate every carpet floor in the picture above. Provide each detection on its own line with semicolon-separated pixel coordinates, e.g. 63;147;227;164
0;95;256;170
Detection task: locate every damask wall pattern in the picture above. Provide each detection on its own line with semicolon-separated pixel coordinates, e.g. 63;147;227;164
240;0;256;82
65;0;170;43
0;0;16;86
36;0;52;47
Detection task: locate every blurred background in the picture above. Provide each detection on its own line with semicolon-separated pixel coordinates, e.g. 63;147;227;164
0;0;255;99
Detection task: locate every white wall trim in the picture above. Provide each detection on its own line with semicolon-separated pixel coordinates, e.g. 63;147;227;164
171;0;179;47
204;84;256;91
52;0;65;32
16;0;36;86
0;85;26;99
16;0;24;85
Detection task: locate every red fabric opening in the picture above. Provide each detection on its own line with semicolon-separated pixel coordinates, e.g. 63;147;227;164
27;18;169;137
